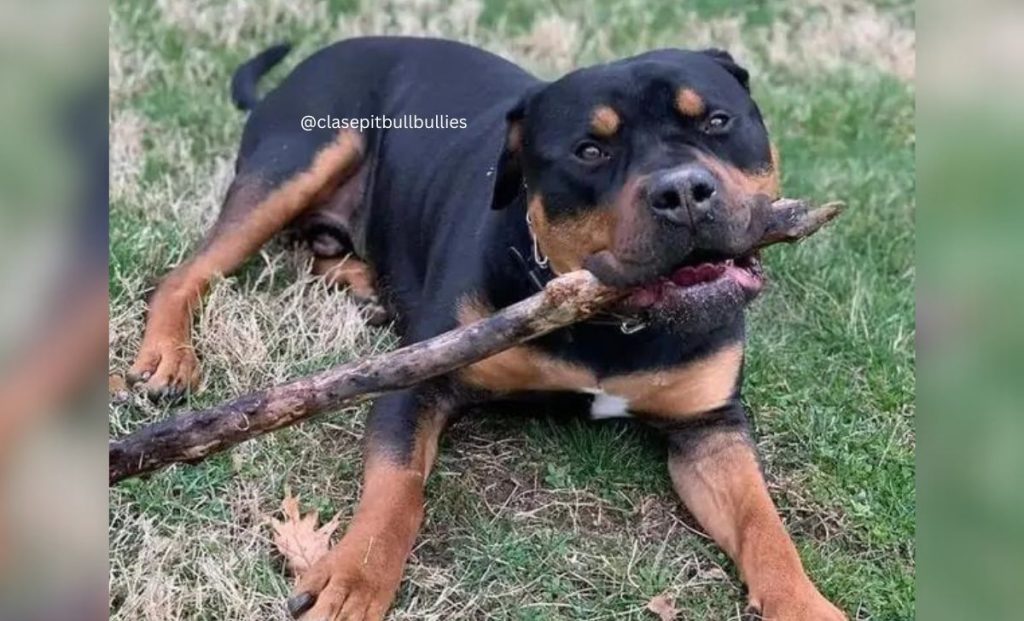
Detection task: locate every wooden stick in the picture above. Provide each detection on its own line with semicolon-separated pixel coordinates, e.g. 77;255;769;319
755;199;844;248
110;271;619;484
109;198;842;485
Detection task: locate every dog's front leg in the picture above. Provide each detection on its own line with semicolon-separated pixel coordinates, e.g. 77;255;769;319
665;408;846;621
289;387;450;621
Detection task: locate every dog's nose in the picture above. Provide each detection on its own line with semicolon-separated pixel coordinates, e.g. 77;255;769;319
647;167;719;225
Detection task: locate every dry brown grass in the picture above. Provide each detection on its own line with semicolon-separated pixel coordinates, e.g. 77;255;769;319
765;0;915;81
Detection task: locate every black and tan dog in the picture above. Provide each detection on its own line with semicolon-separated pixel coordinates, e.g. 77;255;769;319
127;37;846;620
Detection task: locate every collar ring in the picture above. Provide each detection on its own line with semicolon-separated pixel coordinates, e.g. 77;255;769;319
525;212;549;268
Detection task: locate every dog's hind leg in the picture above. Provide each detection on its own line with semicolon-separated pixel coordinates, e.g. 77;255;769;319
297;158;389;326
127;130;364;399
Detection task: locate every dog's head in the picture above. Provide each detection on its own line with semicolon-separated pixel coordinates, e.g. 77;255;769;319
491;49;779;329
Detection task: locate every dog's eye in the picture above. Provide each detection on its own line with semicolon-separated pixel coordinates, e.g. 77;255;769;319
574;141;607;163
704;112;732;134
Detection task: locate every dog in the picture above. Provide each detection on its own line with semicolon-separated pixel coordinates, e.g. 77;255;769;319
126;37;846;620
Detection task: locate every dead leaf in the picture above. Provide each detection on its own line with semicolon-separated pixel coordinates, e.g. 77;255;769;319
270;488;341;574
646;592;678;621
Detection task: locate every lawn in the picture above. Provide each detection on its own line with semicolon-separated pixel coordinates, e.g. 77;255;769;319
108;0;915;618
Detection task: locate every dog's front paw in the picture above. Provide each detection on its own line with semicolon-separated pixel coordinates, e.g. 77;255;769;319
745;582;846;621
127;338;200;400
287;531;405;621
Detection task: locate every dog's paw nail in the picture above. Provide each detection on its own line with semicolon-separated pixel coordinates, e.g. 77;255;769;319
287;592;316;618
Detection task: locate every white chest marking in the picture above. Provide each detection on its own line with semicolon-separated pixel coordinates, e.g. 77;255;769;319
581;388;632;419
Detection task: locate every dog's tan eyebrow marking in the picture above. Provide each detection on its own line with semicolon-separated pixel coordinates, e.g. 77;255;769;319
676;88;706;118
590;105;621;137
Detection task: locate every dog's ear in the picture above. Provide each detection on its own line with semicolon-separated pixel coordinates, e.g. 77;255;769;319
699;48;750;92
489;91;534;210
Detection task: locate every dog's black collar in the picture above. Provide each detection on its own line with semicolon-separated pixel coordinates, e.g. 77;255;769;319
508;244;552;292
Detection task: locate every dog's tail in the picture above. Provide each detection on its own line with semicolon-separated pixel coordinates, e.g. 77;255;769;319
230;42;293;111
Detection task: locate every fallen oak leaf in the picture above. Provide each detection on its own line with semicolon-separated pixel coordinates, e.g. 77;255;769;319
647;592;678;621
270;487;341;575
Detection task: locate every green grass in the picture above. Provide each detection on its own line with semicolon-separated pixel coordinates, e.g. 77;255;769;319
108;0;915;618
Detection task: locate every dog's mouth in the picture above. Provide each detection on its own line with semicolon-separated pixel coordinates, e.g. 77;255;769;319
612;251;764;322
623;251;764;307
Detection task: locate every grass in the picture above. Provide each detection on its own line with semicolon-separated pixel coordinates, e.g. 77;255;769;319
108;0;915;618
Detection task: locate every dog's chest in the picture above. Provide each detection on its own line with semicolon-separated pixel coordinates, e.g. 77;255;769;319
458;342;743;420
580;388;632;419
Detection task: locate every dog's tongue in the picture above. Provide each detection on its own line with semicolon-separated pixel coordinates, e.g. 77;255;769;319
623;262;728;309
670;263;726;287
